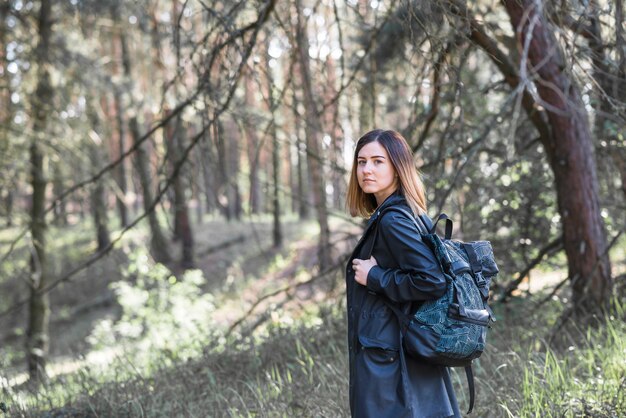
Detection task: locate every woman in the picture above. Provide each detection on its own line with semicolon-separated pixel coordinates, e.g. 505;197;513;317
345;129;461;418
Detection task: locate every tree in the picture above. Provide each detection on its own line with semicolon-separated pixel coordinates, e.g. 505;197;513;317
294;0;331;269
26;0;53;383
86;98;111;252
265;38;283;248
0;1;16;228
110;2;170;263
476;0;613;311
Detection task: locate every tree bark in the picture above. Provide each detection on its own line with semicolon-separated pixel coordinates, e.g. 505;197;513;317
214;118;231;219
166;112;194;268
26;0;53;383
86;100;111;252
51;162;67;226
295;0;331;269
0;2;15;227
265;41;282;248
244;71;263;215
200;115;218;214
322;51;345;210
227;118;243;220
291;84;310;219
503;0;612;311
113;86;129;227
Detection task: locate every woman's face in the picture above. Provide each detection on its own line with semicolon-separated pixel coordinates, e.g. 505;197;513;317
356;140;398;205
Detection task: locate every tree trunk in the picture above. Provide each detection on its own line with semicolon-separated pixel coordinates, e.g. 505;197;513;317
87;100;111;252
265;43;282;248
228;118;243;220
4;188;14;227
244;72;263;215
503;0;612;311
291;85;310;219
113;86;129;227
214;118;231;220
111;3;170;263
0;2;14;227
585;1;626;204
51;162;67;226
324;56;345;209
130;115;171;263
295;0;331;269
358;58;376;133
200;117;217;214
167;113;194;269
26;0;53;383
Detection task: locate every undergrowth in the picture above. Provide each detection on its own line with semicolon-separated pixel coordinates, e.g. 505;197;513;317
1;253;625;418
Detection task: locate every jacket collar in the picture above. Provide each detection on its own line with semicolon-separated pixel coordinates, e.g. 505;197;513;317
366;192;407;227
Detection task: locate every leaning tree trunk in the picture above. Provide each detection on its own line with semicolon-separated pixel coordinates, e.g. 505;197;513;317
112;3;170;263
26;0;53;383
295;0;331;269
503;0;612;311
129;114;171;263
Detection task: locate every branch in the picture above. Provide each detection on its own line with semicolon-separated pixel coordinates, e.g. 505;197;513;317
0;0;276;269
537;229;623;311
497;235;563;302
412;35;462;153
432;86;522;213
0;0;277;320
445;0;552;150
225;256;347;337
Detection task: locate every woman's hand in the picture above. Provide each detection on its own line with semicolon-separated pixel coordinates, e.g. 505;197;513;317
352;256;378;286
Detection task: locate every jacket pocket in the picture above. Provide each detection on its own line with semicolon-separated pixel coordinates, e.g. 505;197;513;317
359;335;399;364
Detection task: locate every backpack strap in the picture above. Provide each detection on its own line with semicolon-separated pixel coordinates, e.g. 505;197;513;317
462;243;489;299
430;213;454;239
465;365;476;414
379;206;429;235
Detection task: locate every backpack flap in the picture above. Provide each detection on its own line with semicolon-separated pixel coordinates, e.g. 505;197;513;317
447;302;491;326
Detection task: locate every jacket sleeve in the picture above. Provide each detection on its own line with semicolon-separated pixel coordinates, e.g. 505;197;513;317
366;211;446;303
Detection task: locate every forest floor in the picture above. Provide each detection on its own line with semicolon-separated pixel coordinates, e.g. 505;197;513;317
0;213;361;388
1;215;624;417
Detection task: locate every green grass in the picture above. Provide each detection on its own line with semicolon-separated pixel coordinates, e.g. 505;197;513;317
2;216;625;417
3;279;625;417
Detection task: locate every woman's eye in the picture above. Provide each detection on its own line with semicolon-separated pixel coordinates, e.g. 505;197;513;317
358;160;366;165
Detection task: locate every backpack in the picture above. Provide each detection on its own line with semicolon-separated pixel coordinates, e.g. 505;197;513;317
375;208;498;414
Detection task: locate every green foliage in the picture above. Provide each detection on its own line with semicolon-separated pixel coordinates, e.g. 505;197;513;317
87;247;217;364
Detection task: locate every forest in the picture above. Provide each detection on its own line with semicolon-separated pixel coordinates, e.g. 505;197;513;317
0;0;625;416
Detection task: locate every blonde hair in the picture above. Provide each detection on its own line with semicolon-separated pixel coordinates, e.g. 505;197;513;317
346;129;427;218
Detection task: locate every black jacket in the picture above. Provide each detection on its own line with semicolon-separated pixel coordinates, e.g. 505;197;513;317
346;193;461;418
